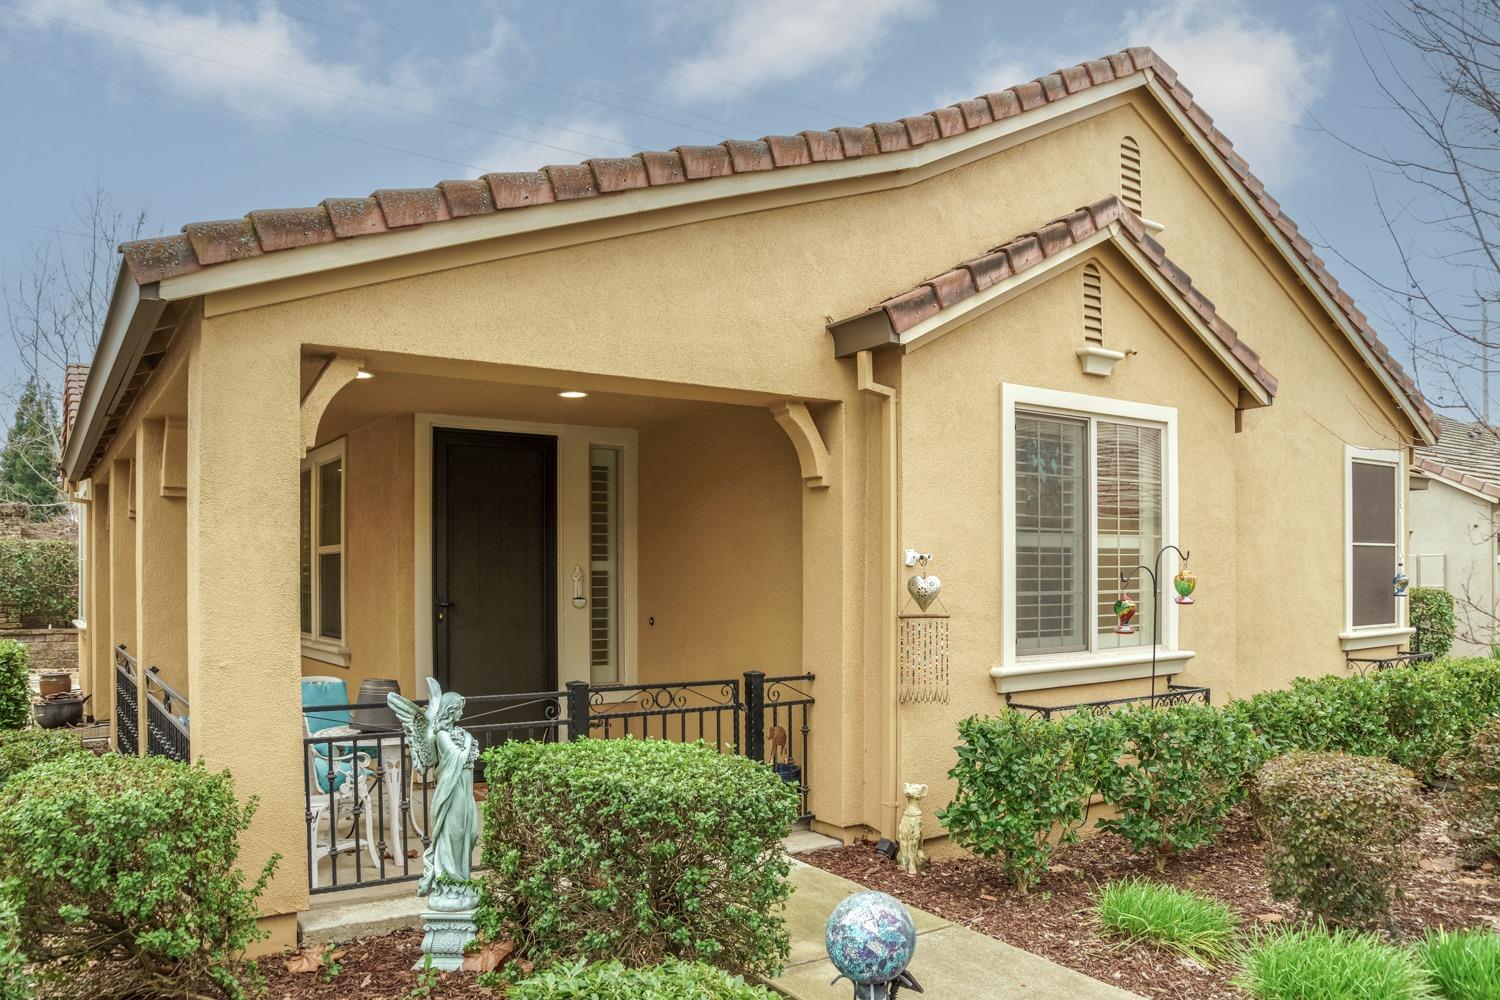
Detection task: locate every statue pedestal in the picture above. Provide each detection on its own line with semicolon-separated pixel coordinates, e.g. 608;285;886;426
416;885;479;972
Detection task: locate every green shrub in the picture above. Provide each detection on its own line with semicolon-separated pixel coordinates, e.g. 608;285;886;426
0;642;26;731
0;539;76;627
1097;703;1267;868
509;959;778;1000
1254;752;1421;927
1412;587;1458;659
0;727;85;788
1092;878;1236;963
478;738;799;978
0;753;276;1000
1235;926;1435;999
1445;716;1500;865
1231;674;1395;758
1416;928;1500;1000
0;891;28;1000
940;709;1117;894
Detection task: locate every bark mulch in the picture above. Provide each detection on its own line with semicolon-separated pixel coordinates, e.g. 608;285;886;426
256;930;502;1000
800;792;1500;1000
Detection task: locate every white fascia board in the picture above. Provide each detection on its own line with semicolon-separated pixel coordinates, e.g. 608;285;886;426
155;75;1148;304
1142;73;1433;445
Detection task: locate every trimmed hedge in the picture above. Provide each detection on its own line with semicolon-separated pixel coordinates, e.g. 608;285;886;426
478;738;799;978
0;539;76;627
1254;752;1421;926
0;754;276;1000
0;642;26;731
1447;716;1500;865
0;727;85;788
943;658;1500;885
508;959;778;1000
1411;587;1457;659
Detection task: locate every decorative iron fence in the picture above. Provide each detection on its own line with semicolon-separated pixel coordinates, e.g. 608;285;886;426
1004;682;1211;722
113;645;138;756
144;668;191;763
302;671;813;894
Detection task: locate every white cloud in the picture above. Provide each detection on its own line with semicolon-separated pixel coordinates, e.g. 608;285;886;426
468;117;632;175
661;0;934;104
8;0;433;117
1122;0;1334;185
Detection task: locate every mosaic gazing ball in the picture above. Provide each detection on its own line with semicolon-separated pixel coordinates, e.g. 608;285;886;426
825;891;917;986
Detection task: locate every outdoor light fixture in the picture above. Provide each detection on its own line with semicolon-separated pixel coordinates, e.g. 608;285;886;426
355;369;374;379
557;390;588;399
1393;564;1410;598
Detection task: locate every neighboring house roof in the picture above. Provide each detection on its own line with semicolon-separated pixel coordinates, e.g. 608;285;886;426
1415;415;1500;502
61;363;89;451
826;195;1279;401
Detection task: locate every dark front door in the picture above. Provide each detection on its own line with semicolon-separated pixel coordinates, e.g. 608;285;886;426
432;429;558;722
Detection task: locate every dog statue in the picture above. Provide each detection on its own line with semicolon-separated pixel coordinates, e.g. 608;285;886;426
897;783;929;877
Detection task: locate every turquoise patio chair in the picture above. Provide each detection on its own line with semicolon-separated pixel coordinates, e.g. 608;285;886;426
301;675;379;886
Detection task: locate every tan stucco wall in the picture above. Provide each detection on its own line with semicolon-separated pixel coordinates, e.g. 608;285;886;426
73;85;1433;905
638;406;804;686
1409;478;1497;656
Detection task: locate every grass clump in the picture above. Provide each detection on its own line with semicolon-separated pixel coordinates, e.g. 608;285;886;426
1235;926;1435;1000
1093;878;1237;963
1416;928;1500;1000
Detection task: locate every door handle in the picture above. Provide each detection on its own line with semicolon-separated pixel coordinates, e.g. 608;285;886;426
435;597;455;623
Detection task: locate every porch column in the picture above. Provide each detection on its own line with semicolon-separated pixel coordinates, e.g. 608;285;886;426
107;457;137;751
186;329;306;945
135;418;188;702
87;483;112;727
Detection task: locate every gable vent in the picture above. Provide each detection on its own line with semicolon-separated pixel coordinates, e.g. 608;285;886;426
1120;136;1143;216
1083;262;1104;342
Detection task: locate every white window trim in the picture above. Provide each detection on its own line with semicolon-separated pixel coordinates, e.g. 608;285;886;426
1341;444;1412;651
994;384;1190;694
412;414;639;692
301;438;349;666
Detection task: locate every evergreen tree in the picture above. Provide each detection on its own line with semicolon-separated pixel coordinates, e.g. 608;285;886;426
0;379;61;517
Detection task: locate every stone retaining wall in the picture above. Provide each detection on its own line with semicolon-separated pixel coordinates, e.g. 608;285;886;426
4;628;79;678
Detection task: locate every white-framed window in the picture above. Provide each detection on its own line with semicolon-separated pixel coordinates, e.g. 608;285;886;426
1342;446;1409;648
301;439;346;661
999;385;1188;691
588;444;622;684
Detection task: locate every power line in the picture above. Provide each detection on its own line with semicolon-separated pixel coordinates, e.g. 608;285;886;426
9;4;621;159
228;0;776;138
15;54;503;175
46;0;734;144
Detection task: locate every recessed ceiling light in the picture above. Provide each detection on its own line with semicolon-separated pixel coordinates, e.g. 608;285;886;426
557;390;588;399
355;369;374;380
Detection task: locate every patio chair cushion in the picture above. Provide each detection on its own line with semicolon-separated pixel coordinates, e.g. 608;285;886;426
301;677;353;733
310;754;361;796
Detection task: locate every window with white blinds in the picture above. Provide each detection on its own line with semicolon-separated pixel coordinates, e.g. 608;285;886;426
1013;410;1166;657
589;446;621;684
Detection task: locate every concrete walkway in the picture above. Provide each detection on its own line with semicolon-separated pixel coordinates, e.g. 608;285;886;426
771;861;1144;1000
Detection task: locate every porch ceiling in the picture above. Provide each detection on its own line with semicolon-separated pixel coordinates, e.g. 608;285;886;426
314;369;748;443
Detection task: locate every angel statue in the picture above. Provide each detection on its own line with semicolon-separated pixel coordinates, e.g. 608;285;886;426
388;678;481;970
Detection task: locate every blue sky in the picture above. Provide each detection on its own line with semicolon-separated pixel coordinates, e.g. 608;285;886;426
0;0;1458;405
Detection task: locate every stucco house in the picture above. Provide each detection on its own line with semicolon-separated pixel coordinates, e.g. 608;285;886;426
1411;416;1500;655
62;46;1437;942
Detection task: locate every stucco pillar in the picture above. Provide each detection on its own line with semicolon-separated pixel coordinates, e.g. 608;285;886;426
135;419;188;695
87;483;112;724
186;328;307;943
107;457;137;751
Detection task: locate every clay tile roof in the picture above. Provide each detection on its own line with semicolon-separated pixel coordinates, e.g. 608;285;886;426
61;363;89;450
1415;416;1500;500
112;45;1432;437
837;195;1279;399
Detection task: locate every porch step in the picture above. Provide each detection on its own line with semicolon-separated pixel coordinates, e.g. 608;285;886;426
784;829;841;855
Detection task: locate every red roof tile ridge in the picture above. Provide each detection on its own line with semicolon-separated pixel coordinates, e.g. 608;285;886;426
112;45;1432;437
858;195;1277;398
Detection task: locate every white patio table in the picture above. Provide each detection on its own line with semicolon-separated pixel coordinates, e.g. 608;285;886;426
314;725;406;859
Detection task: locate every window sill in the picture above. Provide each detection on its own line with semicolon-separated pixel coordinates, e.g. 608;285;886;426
1339;626;1414;652
992;647;1194;694
301;638;351;667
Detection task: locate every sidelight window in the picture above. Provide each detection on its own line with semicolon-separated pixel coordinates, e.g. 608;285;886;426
301;439;345;645
589;445;621;684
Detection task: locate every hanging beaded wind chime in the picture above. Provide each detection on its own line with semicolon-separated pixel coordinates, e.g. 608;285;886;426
898;551;949;705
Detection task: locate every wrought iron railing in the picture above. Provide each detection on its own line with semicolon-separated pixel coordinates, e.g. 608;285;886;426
113;645;138;756
1004;683;1212;722
302;671;813;893
144;668;191;763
